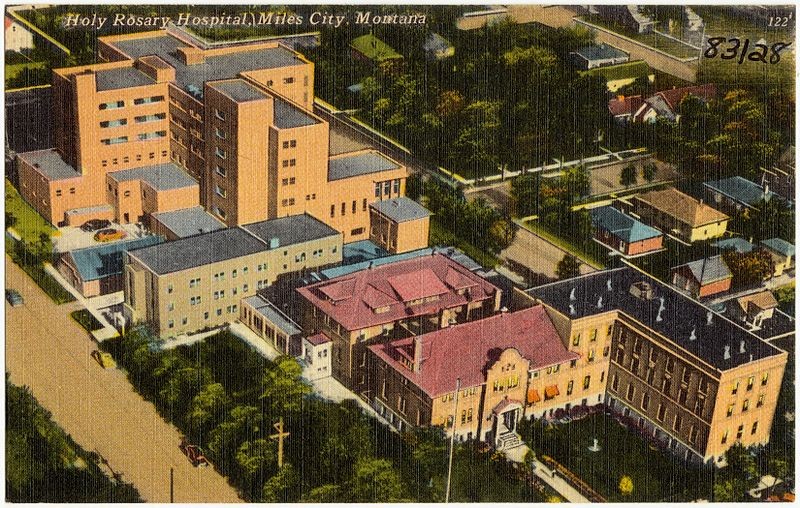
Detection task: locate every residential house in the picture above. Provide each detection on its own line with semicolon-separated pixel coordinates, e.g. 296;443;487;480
760;145;794;203
590;206;663;257
571;44;629;70
713;237;755;254
760;238;794;277
5;16;34;52
632;187;729;243
423;32;455;60
704;176;776;215
295;253;502;389
525;267;787;464
729;291;779;330
350;34;403;66
671;255;732;299
609;84;717;123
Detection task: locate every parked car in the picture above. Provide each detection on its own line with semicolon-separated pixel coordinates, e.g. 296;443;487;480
180;438;210;467
5;289;23;307
80;219;112;232
91;350;117;369
94;228;127;242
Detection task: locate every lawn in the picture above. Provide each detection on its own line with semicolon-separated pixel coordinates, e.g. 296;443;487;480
70;309;102;332
5;179;56;244
6;239;75;304
580;60;651;81
523;412;714;502
5;61;47;80
522;220;608;270
430;218;499;269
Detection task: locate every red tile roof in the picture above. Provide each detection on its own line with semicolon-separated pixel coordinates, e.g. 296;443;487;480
657;84;716;110
368;306;578;398
306;332;332;346
297;253;500;331
608;95;644;117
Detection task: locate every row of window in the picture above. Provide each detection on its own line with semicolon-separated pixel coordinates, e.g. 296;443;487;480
572;324;612;347
101;150;166;168
330;198;369;218
99;113;166;129
166;305;238;328
374;179;401;198
100;131;166;145
721;421;759;445
731;373;769;395
99;96;164;110
726;394;766;417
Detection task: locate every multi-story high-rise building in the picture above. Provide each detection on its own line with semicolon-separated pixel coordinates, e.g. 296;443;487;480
17;29;409;243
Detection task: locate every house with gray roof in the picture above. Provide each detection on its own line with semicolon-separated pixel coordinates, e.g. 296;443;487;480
571;43;629;70
671;255;732;299
704;176;777;214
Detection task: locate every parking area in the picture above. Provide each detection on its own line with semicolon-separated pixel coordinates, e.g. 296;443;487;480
52;222;147;253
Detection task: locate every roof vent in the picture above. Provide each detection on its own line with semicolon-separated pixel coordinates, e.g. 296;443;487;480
706;311;713;326
655;296;665;322
569;288;576;301
689;327;696;341
739;340;746;354
368;261;374;269
597;296;603;309
269;237;280;249
569;304;576;316
606;278;613;292
448;318;457;327
723;345;731;360
500;306;508;313
749;353;754;362
629;281;653;300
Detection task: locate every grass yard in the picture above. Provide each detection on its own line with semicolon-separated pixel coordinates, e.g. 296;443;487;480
5;179;56;244
5;239;75;304
581;60;651;81
430;218;499;269
525;412;714;502
70;309;103;332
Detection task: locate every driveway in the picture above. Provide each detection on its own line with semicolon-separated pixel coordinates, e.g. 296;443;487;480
5;256;242;503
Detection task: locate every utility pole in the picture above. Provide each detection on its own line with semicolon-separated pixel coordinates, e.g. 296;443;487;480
270;417;290;468
169;467;174;503
445;377;461;503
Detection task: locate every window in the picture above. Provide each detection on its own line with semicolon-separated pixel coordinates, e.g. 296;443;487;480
689;425;697;444
590;328;598;342
283;77;294;84
726;404;734;417
761;373;769;386
646;368;655;385
55;189;62;197
384;181;391;195
216;165;227;177
732;381;739;395
736;424;744;441
375;182;381;197
215;109;226;121
133;96;164;105
567;380;574;395
138;131;166;140
721;430;729;444
215;185;226;198
101;136;128;145
657;404;666;422
99;100;124;110
167;284;173;294
215;147;227;159
611;374;619;391
751;421;759;435
572;333;581;347
583;375;591;390
683;368;691;384
393;179;400;194
673;414;682;432
630;356;639;374
123;190;131;197
747;376;754;391
626;383;635;401
168;319;174;329
215;207;226;219
215;127;226;139
189;278;201;288
757;394;765;408
330;205;335;218
352;200;357;214
641;392;650;411
341;202;346;216
135;113;166;123
100;118;127;128
662;378;671;395
666;357;675;373
570;359;577;368
289;159;296;167
603;346;610;357
742;399;750;412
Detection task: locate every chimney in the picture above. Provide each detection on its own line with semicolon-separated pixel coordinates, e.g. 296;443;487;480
413;337;423;372
617;94;625;102
723;345;731;360
764;183;770;197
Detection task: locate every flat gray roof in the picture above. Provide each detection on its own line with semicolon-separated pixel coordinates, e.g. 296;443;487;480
18;149;81;181
273;96;318;129
328;152;401;181
370;197;430;223
242;213;340;248
108;163;198;191
213;79;268;103
129;226;268;275
95;66;155;91
151;206;226;238
111;35;304;95
242;294;302;336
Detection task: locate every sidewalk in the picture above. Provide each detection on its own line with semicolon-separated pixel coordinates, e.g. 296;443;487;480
502;443;590;503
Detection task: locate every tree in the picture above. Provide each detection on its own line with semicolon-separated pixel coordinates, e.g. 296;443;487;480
768;457;789;480
488;219;515;253
347;457;405;502
620;164;638;187
236;439;276;477
556;254;581;280
642;162;657;182
304;484;342;502
435;90;465;118
722;249;775;288
260;355;311;414
261;463;298;502
743;198;794;242
188;382;230;431
618;475;634;496
5;211;16;229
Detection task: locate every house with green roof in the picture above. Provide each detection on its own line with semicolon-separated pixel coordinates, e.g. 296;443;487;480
589;205;664;257
350;34;403;65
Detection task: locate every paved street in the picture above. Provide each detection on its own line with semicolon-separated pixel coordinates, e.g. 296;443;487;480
5;256;242;503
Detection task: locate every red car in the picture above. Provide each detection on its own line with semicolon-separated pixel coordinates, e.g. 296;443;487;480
179;438;209;467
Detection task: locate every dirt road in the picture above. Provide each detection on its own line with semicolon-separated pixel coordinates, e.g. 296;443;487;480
5;257;242;503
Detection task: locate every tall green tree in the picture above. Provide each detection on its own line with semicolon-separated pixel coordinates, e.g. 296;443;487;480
260;355;311;414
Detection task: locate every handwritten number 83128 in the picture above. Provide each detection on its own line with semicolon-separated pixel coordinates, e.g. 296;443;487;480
704;38;791;64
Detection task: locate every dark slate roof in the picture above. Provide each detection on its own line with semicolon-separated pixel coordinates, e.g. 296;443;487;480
150;206;226;238
18;149;81;181
128;227;269;275
273;96;318;129
110;34;304;94
213;79;268;102
713;237;754;254
527;267;784;371
108;163;198;191
95;66;155;91
370;197;430;223
704;176;776;206
590;206;661;243
241;213;340;248
328;151;401;181
66;235;162;282
242;294;302;336
761;238;795;257
675;255;732;284
574;43;628;61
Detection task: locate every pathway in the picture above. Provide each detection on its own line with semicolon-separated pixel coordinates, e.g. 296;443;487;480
502;443;590;503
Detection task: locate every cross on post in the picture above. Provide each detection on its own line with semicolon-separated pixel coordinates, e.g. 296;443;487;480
270;417;290;468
